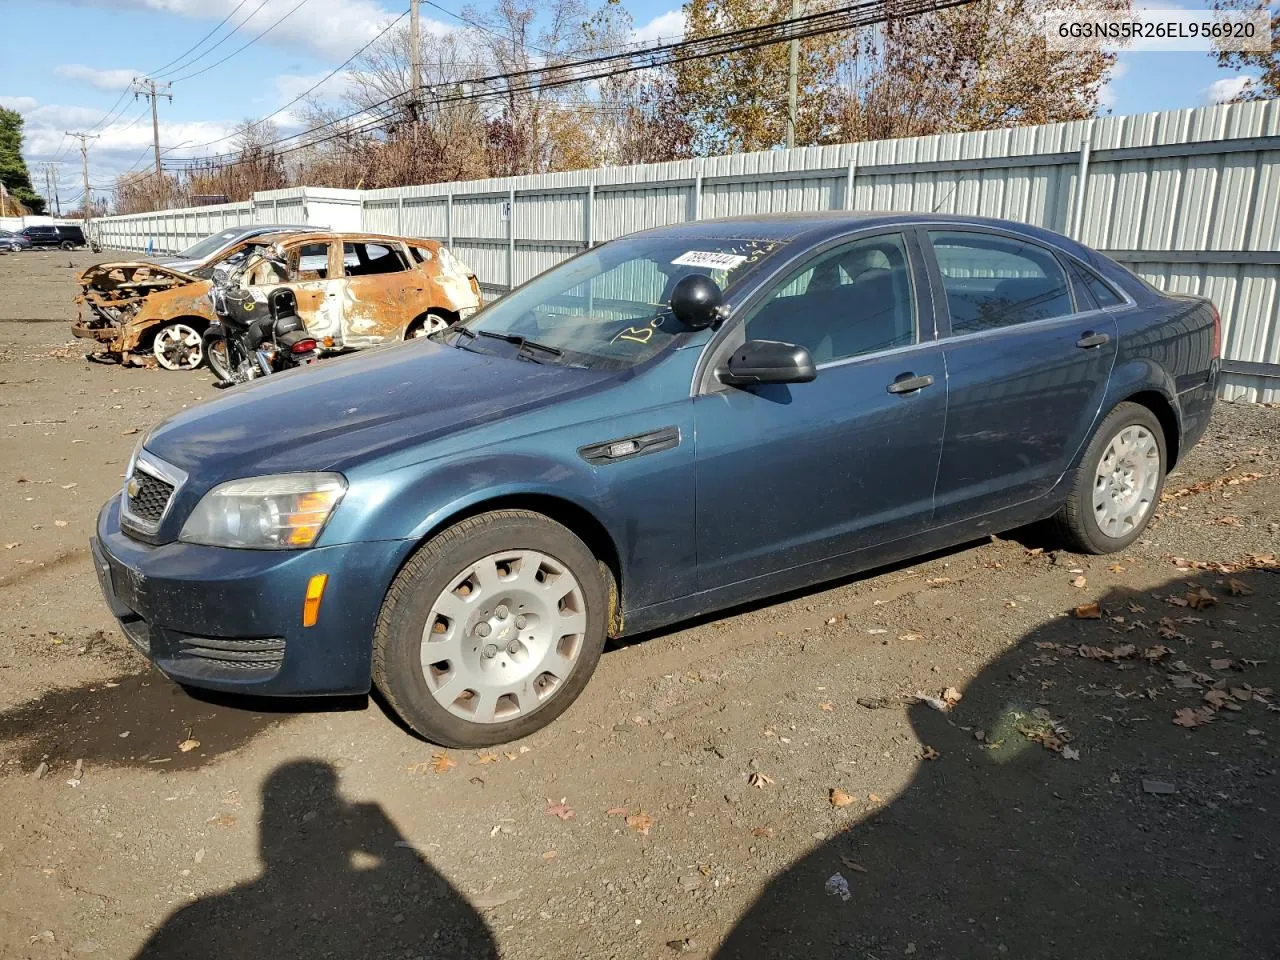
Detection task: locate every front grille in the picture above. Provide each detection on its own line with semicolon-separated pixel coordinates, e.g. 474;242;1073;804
128;472;174;523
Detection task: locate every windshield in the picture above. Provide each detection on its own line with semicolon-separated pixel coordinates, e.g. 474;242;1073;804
452;235;781;368
177;229;245;261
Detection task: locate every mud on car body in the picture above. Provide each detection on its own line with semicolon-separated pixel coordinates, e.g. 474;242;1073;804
73;232;482;370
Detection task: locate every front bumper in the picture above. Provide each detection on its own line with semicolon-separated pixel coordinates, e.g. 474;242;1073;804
92;496;408;696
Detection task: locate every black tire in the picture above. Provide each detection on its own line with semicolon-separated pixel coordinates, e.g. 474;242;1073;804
373;509;610;747
60;240;74;250
206;337;234;381
404;309;453;340
1052;401;1166;554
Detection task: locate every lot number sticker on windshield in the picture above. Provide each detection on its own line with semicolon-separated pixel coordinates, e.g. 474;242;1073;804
672;251;747;270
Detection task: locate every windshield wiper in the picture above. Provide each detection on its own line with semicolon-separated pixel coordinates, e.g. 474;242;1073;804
475;330;564;360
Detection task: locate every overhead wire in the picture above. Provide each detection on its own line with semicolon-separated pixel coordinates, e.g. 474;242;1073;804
180;0;974;167
167;0;315;83
153;0;274;79
150;0;255;77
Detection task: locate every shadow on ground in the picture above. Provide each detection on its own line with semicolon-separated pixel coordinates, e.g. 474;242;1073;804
0;668;367;772
134;759;496;959
717;567;1280;959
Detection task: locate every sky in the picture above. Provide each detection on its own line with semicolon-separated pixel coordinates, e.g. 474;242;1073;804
0;0;1265;211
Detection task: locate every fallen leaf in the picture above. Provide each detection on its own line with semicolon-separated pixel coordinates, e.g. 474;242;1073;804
920;745;940;761
867;792;884;804
818;701;833;712
1204;689;1232;708
1185;587;1216;610
606;806;629;816
839;856;867;873
1061;745;1080;761
3;542;20;549
1070;575;1087;588
472;753;499;765
431;753;457;774
542;850;557;860
1108;564;1126;574
1074;602;1103;619
1209;658;1235;671
1142;645;1172;661
206;813;236;827
177;738;200;753
121;427;140;435
747;772;774;789
545;798;575;821
60;482;77;490
897;632;924;642
1225;579;1254;596
829;788;855;808
625;813;654;835
54;519;68;527
750;826;773;838
942;686;963;707
925;576;952;587
1173;707;1213;728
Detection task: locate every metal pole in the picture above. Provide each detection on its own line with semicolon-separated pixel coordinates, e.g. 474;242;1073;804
692;172;702;221
585;180;594;248
786;0;799;150
507;186;516;291
1072;126;1093;240
409;0;422;121
445;191;453;247
66;132;98;223
843;160;857;211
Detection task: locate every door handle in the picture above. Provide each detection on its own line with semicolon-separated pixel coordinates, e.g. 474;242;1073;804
886;373;935;395
1077;331;1111;348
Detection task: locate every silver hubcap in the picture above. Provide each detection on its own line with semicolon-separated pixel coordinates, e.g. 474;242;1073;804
410;315;448;339
153;323;203;370
420;550;587;724
1092;424;1159;538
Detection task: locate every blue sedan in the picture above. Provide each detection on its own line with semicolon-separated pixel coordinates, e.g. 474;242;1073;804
91;213;1220;745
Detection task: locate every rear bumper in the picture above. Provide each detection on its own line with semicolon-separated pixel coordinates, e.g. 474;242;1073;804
1177;364;1218;461
91;497;404;696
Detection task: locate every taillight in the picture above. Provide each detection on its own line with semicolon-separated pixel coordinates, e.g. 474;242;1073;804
291;338;318;354
1209;304;1222;359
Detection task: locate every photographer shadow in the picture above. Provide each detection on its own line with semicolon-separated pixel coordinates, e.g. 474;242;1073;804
134;759;496;960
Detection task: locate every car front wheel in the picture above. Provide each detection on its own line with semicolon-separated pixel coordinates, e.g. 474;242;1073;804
373;509;610;746
152;322;205;370
1053;401;1166;553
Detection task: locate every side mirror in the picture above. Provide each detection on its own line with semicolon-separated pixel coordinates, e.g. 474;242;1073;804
670;274;724;330
717;339;817;387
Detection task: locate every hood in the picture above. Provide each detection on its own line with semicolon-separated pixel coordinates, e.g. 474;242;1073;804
143;341;613;483
78;261;202;300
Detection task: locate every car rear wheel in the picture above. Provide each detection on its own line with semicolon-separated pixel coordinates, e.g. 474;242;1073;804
1052;402;1166;554
152;322;205;371
405;310;451;339
373;509;609;747
60;240;74;250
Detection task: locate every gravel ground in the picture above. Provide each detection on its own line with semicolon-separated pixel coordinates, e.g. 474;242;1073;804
1;249;1277;960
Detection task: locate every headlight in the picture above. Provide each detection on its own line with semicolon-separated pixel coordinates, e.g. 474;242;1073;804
179;473;346;549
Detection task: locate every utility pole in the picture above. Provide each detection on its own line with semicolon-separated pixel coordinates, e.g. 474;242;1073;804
65;132;99;223
37;161;62;216
408;0;422;122
786;0;799;150
131;77;173;178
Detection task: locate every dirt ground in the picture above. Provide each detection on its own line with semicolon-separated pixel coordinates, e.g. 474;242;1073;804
1;249;1278;960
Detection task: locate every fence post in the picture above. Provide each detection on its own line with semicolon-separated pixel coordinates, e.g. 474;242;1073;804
843;160;857;211
445;191;453;247
585;179;594;249
1071;122;1094;240
508;185;516;291
692;171;703;221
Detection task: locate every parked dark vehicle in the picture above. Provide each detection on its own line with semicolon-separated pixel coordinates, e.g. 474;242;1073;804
22;223;91;250
89;213;1219;746
0;229;32;252
205;261;322;383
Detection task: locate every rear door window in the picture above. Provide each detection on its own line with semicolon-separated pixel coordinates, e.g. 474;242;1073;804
929;231;1076;335
290;243;332;281
342;242;410;277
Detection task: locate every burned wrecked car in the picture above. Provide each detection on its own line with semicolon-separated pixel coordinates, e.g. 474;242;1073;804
73;232;483;370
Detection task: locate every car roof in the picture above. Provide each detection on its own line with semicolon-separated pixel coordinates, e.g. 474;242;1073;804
257;231;435;246
629;212;1092;258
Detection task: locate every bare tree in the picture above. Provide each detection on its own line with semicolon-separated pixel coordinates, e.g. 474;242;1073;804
1209;0;1279;101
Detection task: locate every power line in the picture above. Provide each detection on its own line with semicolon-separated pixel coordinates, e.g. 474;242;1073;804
150;0;255;77
162;7;410;156
167;0;315;83
182;0;975;169
154;0;273;79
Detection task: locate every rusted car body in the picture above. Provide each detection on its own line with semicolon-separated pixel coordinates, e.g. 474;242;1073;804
73;232;483;370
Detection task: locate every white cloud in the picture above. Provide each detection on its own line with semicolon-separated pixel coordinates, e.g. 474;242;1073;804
632;9;685;46
0;95;39;112
1098;60;1127;111
1204;75;1255;103
61;0;427;62
55;64;141;91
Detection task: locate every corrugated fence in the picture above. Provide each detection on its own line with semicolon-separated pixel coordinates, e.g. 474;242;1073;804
93;101;1280;402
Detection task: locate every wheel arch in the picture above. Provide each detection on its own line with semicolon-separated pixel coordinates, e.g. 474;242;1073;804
396;492;625;637
1117;389;1181;469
